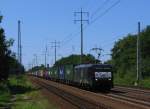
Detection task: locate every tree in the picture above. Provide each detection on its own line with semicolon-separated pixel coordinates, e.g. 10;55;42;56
0;16;24;80
0;15;2;23
54;54;99;66
28;64;45;72
111;25;150;78
0;28;10;80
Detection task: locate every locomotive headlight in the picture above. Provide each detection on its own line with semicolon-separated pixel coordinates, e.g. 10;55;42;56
108;78;111;80
95;78;98;81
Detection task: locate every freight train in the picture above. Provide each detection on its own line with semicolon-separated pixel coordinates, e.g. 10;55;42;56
30;64;113;90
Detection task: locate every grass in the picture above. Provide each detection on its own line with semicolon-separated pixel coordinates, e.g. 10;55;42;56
0;82;11;108
0;75;59;109
12;89;58;109
139;78;150;88
114;73;136;86
114;73;150;88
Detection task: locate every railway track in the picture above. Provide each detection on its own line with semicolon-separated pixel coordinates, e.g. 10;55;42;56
108;86;150;103
31;77;150;109
113;86;150;94
106;93;150;107
32;78;112;109
115;85;150;93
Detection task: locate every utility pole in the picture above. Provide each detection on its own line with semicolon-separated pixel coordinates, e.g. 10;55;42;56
0;16;2;24
28;63;32;70
136;22;141;85
51;40;60;64
45;45;48;67
0;11;2;24
18;20;22;65
74;8;89;64
31;58;34;69
34;54;38;66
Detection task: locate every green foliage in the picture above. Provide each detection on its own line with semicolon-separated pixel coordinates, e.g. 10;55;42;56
0;18;24;80
54;54;99;66
114;72;136;86
1;75;58;109
8;56;25;74
0;16;2;23
10;75;58;109
13;90;59;109
111;34;137;76
140;26;150;77
9;75;32;88
0;82;11;103
0;28;10;80
110;25;150;86
139;78;150;88
0;81;11;108
29;64;46;72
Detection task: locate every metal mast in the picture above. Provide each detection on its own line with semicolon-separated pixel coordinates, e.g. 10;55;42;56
74;8;89;64
136;22;141;85
51;40;60;64
18;20;22;64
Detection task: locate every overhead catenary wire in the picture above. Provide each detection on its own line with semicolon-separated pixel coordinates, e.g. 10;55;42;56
61;0;120;48
61;31;80;47
55;0;121;63
90;0;111;19
89;0;120;27
60;0;93;48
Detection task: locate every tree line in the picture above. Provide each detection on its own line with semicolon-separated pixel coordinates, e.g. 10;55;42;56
109;25;150;79
29;54;99;72
54;54;100;66
0;16;24;81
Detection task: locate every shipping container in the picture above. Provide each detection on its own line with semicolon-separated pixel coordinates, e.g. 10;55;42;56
51;67;59;81
64;65;74;84
58;66;65;80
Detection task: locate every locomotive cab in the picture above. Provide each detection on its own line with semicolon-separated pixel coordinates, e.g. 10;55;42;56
92;64;113;90
74;64;113;90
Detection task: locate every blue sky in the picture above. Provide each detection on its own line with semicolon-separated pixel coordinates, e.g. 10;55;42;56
0;0;150;69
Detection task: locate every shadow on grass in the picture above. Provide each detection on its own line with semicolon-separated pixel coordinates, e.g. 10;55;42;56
0;102;13;109
0;76;42;109
8;84;41;95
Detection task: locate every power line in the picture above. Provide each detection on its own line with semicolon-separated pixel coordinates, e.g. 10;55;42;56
45;45;48;67
90;46;103;63
90;0;111;19
74;8;89;64
34;54;38;66
61;31;80;47
61;0;120;48
89;0;120;26
59;0;92;47
51;40;60;64
56;0;120;59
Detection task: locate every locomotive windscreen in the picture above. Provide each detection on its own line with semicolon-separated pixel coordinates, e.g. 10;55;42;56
95;72;112;79
93;65;112;79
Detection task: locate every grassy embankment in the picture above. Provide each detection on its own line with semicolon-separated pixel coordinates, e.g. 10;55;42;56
114;73;150;88
0;75;59;109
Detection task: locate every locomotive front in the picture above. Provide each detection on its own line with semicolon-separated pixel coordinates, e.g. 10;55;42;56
92;64;113;90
